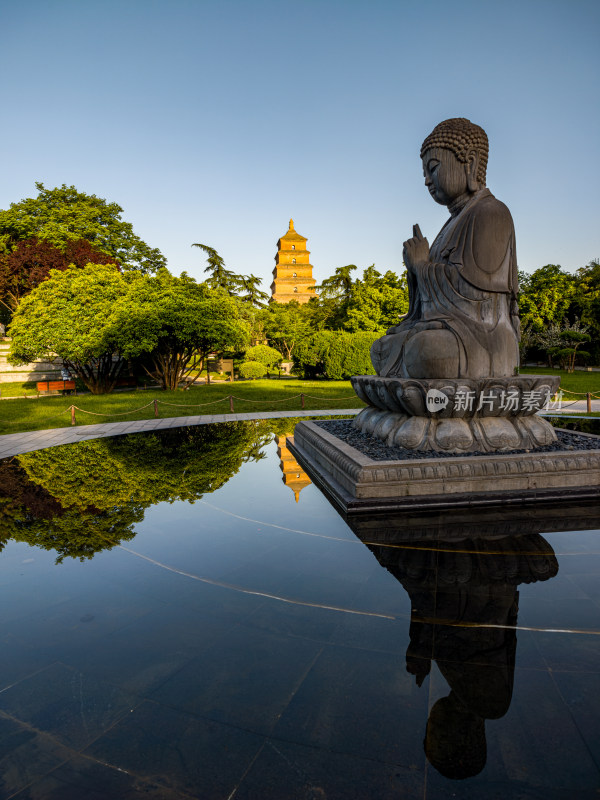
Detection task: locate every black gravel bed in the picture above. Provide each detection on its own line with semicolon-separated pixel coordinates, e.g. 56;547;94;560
315;419;599;461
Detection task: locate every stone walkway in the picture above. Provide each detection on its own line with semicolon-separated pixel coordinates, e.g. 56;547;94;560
0;409;363;458
1;401;597;460
552;398;600;414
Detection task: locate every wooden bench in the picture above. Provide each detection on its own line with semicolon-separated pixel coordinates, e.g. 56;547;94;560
37;380;76;394
115;377;137;388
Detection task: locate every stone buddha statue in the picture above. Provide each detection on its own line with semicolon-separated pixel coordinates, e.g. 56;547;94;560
371;118;520;380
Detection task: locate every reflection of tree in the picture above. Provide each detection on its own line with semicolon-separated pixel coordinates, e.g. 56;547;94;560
0;422;269;562
350;517;560;781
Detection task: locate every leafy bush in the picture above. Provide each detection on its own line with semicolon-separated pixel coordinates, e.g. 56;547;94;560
244;344;282;371
294;331;379;379
239;360;267;379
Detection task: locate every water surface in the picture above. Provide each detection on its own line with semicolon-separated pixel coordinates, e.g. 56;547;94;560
1;421;599;799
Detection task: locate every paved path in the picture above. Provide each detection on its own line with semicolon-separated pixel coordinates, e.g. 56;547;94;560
550;398;600;414
0;409;363;458
1;401;597;460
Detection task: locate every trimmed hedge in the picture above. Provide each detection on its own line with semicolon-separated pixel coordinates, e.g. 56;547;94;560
239;360;268;379
293;330;379;379
245;344;282;369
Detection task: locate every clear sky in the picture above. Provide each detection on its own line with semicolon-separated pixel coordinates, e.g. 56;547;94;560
1;0;598;289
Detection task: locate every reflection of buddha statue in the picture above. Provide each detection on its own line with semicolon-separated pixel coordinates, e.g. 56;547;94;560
366;532;558;779
371;118;519;380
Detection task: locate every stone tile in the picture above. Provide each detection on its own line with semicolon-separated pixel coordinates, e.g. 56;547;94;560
0;662;141;751
233;738;424;800
4;583;165;659
0;643;59;695
150;624;324;736
481;667;598;791
0;713;74;799
10;752;189;799
551;670;600;767
239;599;347;646
60;591;252;696
532;630;600;673
84;700;264;799
272;643;430;766
518;596;600;633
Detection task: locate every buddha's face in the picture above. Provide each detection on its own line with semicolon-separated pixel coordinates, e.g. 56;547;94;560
422;147;470;206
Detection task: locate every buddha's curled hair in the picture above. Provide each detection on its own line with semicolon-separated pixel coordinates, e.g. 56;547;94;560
421;118;488;185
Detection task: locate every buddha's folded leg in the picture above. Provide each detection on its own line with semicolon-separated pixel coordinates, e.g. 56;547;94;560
370;331;410;376
371;326;461;378
403;329;460;378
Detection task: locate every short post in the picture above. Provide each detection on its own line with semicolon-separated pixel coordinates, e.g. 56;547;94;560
70;405;76;425
301;393;305;409
587;392;592;413
229;395;234;412
154;399;159;418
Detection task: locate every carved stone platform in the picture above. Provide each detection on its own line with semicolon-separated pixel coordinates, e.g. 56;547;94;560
288;419;600;513
351;375;560;453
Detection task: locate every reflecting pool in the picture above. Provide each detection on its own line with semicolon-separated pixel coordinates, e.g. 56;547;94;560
1;420;599;799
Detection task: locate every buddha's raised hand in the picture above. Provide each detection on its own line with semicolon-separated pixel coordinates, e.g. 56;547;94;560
403;224;429;270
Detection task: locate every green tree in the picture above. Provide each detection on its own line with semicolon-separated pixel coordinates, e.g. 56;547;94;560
0;183;165;274
547;326;591;371
535;319;591;369
261;301;312;360
237;274;269;308
114;270;249;390
316;264;357;301
343;268;409;332
8;263;127;393
191;243;242;294
518;265;576;332
312;264;409;333
572;260;600;359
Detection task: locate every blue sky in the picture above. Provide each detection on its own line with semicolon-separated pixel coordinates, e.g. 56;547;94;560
1;0;598;289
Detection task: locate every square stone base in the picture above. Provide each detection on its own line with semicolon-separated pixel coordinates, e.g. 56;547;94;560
287;420;600;513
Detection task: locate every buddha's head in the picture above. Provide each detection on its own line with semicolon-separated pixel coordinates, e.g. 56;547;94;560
420;118;488;207
424;694;487;779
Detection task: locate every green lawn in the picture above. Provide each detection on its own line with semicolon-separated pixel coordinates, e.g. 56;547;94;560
519;367;600;396
0;379;364;434
1;368;598;436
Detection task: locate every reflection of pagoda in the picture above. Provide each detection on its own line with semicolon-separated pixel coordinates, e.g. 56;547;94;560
275;435;311;502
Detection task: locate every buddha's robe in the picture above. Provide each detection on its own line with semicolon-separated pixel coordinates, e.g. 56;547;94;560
371;188;520;379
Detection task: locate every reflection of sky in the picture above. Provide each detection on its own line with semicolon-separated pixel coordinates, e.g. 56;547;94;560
1;431;599;797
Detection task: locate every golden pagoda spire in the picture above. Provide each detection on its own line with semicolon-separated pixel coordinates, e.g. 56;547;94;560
289;218;295;231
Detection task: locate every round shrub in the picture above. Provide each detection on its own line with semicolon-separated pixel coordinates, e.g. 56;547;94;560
239;361;267;380
245;344;282;370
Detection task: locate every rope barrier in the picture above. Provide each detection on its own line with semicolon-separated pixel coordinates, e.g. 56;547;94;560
554;399;585;410
155;398;230;408
556;388;600;398
69;402;155;417
1;382;597;432
214;395;301;404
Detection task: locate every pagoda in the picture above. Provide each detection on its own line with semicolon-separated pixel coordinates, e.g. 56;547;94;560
270;219;317;304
